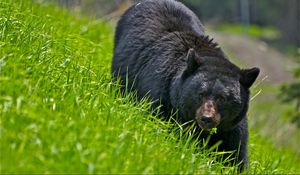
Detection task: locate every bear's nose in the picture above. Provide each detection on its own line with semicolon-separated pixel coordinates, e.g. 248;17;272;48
200;115;213;124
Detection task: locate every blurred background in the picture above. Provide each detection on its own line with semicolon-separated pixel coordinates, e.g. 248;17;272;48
53;0;299;153
56;0;299;56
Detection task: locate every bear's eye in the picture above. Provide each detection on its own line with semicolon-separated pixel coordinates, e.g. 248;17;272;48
217;96;226;103
199;92;205;98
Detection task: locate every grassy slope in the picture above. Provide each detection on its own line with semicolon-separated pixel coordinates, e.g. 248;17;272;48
0;1;299;174
249;84;300;154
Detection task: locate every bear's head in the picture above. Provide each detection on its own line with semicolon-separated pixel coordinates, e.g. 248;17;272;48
172;48;259;131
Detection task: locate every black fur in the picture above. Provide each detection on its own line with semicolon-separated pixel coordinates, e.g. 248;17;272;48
112;0;259;171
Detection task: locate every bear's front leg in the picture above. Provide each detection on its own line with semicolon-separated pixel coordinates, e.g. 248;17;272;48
221;117;249;171
207;117;248;171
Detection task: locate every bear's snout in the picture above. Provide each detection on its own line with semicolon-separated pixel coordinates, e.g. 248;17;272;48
195;100;221;130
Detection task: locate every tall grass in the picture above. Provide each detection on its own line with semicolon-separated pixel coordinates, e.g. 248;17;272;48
0;0;299;174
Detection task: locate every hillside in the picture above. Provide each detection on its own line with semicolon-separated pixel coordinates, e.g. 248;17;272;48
210;31;295;84
0;0;299;174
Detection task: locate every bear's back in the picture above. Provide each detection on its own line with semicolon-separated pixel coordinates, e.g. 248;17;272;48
112;0;205;88
114;0;204;48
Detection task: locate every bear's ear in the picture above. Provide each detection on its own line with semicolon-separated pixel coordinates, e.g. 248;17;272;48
183;48;200;77
239;67;260;88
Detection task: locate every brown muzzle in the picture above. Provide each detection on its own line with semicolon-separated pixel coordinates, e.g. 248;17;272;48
195;100;221;130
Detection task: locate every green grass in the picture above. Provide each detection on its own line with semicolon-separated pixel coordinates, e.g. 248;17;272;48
0;0;299;174
249;84;300;155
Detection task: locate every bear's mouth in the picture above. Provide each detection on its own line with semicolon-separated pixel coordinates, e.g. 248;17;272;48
195;100;221;131
195;115;220;130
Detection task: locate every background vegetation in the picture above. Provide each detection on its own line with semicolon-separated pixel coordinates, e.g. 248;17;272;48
0;0;299;174
57;0;300;57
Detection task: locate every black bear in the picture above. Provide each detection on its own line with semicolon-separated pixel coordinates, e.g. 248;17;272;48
112;0;260;171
